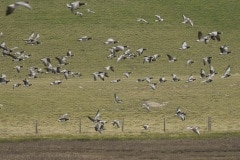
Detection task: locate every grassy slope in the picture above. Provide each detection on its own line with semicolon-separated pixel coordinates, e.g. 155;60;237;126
0;0;240;138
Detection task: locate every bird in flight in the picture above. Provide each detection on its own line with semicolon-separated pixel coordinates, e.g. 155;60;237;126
6;1;32;16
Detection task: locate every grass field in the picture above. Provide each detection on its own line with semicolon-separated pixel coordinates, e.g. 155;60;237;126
0;0;240;139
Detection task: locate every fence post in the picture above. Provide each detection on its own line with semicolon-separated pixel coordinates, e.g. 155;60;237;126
35;120;38;134
207;117;211;132
79;117;82;133
122;118;124;132
163;118;166;132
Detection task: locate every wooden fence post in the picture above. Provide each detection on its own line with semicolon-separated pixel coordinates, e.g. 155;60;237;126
79;117;82;133
163;118;166;132
207;117;211;132
122;118;124;132
35;120;38;134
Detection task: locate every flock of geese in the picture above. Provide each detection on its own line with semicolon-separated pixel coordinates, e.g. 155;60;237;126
1;1;235;135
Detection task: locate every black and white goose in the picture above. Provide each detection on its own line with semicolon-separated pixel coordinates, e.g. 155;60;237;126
50;80;62;85
137;18;148;23
92;71;109;81
0;74;10;84
175;107;186;121
58;113;69;122
66;1;86;12
155;15;164;22
6;1;32;16
196;31;211;43
179;41;191;50
104;38;118;44
136;48;147;56
172;74;180;82
221;65;231;78
186;74;196;83
78;36;92;41
142;124;150;130
14;65;23;73
187;126;200;135
13;83;21;89
167;54;177;62
104;66;114;72
159;76;167;83
182;15;193;26
149;83;157;90
208;31;222;41
200;69;208;79
111;120;120;128
114;93;122;103
55;56;69;66
24;33;41;45
203;57;213;66
88;109;100;123
66;49;74;57
94;122;105;134
23;78;32;86
142;103;150;112
219;45;231;55
111;79;121;83
123;71;132;78
186;59;194;67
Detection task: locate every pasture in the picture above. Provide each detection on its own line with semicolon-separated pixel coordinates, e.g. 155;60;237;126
0;0;240;139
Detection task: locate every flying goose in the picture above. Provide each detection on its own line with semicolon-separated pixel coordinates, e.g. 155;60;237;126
24;33;41;45
182;15;193;26
136;48;147;56
159;76;167;83
14;65;23;73
179;41;191;50
55;56;69;66
94;122;105;134
50;80;62;85
208;31;222;41
78;36;92;41
87;8;95;13
111;120;120;128
75;11;83;16
142;124;150;130
196;31;211;43
155;15;164;22
167;54;177;62
23;78;32;86
66;49;74;57
104;66;114;72
175;107;186;121
0;74;10;84
209;65;218;76
187;126;200;135
6;1;32;16
149;83;157;90
202;73;213;83
88;109;100;123
104;38;118;44
114;93;122;103
186;59;194;67
111;79;121;83
113;45;128;52
142;103;150;112
219;45;231;55
172;74;180;82
123;71;132;78
58;113;69;122
221;65;231;78
66;1;86;12
13;83;21;89
92;71;109;81
186;74;196;83
200;69;207;79
203;57;212;66
137;18;148;23
41;57;51;67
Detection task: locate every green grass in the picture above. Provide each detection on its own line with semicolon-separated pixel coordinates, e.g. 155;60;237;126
0;0;240;139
